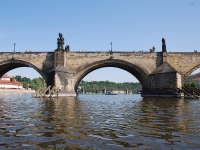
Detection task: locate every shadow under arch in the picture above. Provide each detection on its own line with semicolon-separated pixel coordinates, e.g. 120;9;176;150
0;59;47;81
74;59;150;91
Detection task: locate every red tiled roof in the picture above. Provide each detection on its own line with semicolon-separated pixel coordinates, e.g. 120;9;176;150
0;79;22;86
0;74;22;86
1;74;11;78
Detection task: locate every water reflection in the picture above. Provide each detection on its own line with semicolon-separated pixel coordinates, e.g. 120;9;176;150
0;93;200;149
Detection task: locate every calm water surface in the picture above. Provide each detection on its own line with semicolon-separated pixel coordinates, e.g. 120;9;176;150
0;93;200;149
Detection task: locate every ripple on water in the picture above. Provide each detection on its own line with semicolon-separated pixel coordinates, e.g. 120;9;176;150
1;94;200;149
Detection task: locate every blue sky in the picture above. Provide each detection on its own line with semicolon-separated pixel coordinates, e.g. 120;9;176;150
0;0;200;82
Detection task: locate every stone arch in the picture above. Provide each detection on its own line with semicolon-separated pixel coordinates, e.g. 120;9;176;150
74;59;150;91
0;59;47;81
184;64;200;79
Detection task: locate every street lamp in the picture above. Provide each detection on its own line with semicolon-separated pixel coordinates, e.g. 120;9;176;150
14;43;16;53
110;42;113;54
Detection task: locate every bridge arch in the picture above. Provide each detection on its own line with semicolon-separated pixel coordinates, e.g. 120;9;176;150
184;64;200;80
0;59;47;81
74;59;150;91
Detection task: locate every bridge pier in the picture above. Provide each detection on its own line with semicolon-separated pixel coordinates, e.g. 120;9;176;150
104;86;106;94
50;67;76;97
49;41;76;97
126;88;129;94
141;88;180;98
141;62;182;98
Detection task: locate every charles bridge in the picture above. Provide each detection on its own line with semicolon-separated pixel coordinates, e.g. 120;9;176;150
0;33;199;97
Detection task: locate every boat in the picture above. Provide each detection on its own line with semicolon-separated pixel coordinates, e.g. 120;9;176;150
137;90;141;94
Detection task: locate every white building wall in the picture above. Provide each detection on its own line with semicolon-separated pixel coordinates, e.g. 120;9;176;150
0;84;23;89
0;78;10;81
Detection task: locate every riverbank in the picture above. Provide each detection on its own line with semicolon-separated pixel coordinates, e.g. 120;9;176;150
0;89;35;93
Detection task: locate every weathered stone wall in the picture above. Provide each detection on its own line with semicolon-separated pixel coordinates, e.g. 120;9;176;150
176;73;182;88
142;71;181;97
65;52;163;75
54;51;65;67
164;52;200;78
150;72;180;89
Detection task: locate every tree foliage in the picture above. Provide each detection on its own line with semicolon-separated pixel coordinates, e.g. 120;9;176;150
183;82;197;88
191;82;197;88
78;80;142;94
15;76;45;91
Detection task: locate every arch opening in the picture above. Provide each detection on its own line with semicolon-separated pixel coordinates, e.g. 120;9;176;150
0;60;46;90
74;59;150;93
184;67;200;89
77;67;142;94
0;60;46;80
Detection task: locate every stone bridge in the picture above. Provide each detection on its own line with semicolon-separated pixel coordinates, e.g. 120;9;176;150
0;34;199;97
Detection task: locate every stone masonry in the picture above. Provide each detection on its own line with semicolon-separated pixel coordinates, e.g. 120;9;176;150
0;35;199;97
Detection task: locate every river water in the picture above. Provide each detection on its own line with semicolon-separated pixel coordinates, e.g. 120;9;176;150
0;93;200;149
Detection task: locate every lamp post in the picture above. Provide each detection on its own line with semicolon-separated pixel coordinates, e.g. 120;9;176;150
110;42;113;54
14;43;16;52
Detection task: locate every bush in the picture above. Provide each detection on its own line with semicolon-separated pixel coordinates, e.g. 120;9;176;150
15;76;45;91
183;82;197;88
183;82;190;87
191;82;197;88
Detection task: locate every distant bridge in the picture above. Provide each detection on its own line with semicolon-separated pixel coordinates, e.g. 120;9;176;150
77;87;133;94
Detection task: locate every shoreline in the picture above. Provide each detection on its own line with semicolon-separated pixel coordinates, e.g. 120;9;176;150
0;89;35;93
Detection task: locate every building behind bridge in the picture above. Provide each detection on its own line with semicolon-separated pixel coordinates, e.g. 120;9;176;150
184;73;200;89
109;89;126;94
0;74;23;89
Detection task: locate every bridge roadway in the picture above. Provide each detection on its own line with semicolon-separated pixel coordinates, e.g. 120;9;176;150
0;35;200;97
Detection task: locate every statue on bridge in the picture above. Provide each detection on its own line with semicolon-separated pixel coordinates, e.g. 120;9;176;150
57;33;65;50
149;46;155;52
162;38;167;52
65;45;70;52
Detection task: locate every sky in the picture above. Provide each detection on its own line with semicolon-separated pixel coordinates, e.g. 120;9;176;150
0;0;200;82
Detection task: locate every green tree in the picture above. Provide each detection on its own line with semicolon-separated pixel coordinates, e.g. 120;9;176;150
15;75;22;82
29;77;44;91
23;82;29;89
15;76;45;91
191;82;197;88
183;82;191;87
78;80;142;94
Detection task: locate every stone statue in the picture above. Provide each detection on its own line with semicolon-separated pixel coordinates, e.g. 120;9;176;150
65;45;70;52
162;38;167;52
150;46;155;52
57;33;64;50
